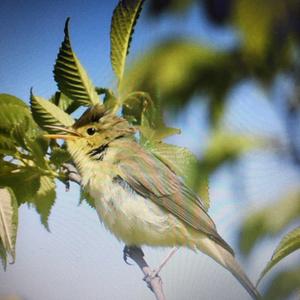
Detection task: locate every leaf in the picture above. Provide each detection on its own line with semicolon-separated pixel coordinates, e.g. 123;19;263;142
122;91;180;141
110;0;144;84
54;18;99;106
0;94;33;134
32;176;56;231
200;131;260;175
257;226;300;285
50;92;81;114
239;188;300;255
0;135;17;155
50;146;72;167
30;92;74;132
263;264;300;300
79;188;95;208
0;187;18;263
0;166;41;205
144;141;210;210
0;238;7;270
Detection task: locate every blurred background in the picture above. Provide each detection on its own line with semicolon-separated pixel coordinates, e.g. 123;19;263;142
0;0;300;299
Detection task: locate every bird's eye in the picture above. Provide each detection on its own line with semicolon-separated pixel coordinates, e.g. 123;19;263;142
86;127;96;136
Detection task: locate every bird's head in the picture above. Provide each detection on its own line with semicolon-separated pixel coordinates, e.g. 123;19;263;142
44;104;136;164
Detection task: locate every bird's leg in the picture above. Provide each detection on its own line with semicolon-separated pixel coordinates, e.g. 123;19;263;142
123;245;145;266
150;247;179;279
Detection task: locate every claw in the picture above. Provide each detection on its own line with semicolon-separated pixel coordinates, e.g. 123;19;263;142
123;245;144;265
123;245;133;265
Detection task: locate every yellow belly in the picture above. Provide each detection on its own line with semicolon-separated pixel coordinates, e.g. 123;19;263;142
86;174;202;248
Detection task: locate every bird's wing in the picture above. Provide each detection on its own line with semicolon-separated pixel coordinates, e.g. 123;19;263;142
116;146;234;255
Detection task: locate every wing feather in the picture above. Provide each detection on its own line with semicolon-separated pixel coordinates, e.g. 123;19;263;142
115;141;234;255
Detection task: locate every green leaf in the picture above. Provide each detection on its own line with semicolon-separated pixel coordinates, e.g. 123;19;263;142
32;176;56;231
200;131;260;175
263;265;300;300
0;135;17;155
122;91;180;141
0;166;41;205
110;0;144;85
239;188;300;255
0;94;33;134
0;238;7;270
30;92;74;132
50;146;72;167
0;187;18;263
54;18;99;106
79;188;95;208
257;226;300;285
145;141;210;210
50;92;81;114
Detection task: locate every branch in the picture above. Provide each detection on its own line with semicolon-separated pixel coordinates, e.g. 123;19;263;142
124;246;166;300
61;163;166;300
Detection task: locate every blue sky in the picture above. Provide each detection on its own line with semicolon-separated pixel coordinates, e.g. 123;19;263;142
1;1;299;300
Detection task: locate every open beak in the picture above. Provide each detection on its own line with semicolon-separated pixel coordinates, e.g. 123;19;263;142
43;125;81;140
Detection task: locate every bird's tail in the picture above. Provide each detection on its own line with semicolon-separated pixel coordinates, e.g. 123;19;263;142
197;237;261;300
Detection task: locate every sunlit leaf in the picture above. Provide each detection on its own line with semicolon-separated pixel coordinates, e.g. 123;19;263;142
263;264;300;300
30;92;74;132
0;94;34;134
110;0;144;84
54;18;99;106
32;176;56;231
239;188;300;255
257;226;300;285
0;187;18;264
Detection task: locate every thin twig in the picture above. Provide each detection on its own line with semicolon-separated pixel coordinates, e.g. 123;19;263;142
62;163;166;300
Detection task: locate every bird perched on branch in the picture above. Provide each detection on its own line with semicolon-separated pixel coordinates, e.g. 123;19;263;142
45;104;260;299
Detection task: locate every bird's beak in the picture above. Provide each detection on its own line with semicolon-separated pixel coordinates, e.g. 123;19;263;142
43;125;81;140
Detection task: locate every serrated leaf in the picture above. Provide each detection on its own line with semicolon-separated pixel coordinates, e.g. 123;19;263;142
30;93;74;132
54;18;99;106
32;176;56;231
0;187;18;263
110;0;144;84
144;141;210;210
257;226;300;285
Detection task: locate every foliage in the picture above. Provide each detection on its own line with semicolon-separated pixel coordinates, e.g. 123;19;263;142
1;2;299;298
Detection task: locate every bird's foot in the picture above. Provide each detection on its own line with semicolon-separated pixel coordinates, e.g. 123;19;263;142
143;270;162;291
123;245;144;265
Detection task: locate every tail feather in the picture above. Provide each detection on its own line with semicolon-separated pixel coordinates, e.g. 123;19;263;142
198;237;261;300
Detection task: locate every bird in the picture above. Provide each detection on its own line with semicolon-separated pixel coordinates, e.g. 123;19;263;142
45;104;260;299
